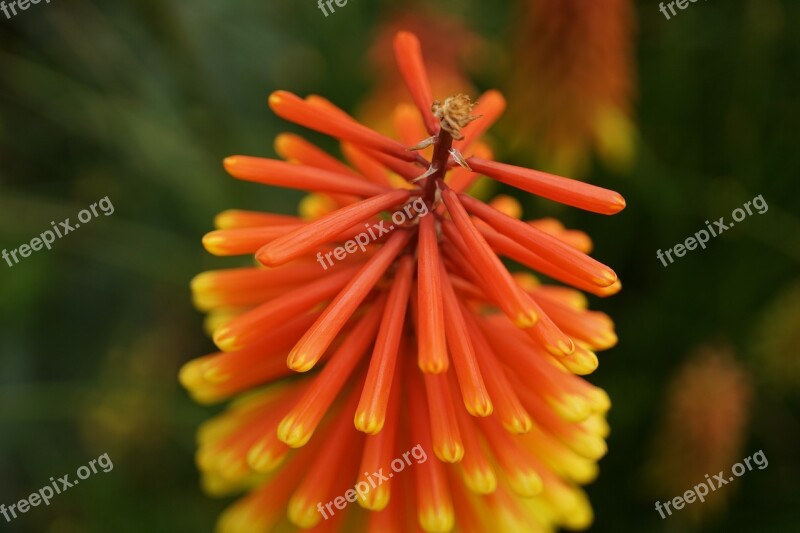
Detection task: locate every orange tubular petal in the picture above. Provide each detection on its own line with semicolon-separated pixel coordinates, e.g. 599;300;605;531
341;143;394;187
223;156;389;197
287;388;365;529
275;132;361;177
409;363;455;533
529;218;593;254
269;90;418;162
440;188;538;328
355;256;414;435
450;390;497;495
454;90;506;154
477;415;544;498
530;291;617;351
461;307;532;434
438;259;493;417
279;296;386;448
467;157;626;215
446;143;493;193
256;189;412;267
213;265;359;352
191;263;328;311
365;147;427;181
416;215;448;374
214;209;301;230
287;230;412;372
424;372;465;463
393;103;432;157
202;225;302;256
393;31;439;135
459;193;617;288
476;222;620;297
357;347;404;510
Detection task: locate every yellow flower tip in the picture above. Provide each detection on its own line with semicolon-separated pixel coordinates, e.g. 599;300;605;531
549;338;576;357
202;231;230;256
514;310;539;328
504;413;533;434
508;469;543;497
595;269;618;287
286;352;317;373
190;271;216;293
586;388;612;414
288;496;321;529
246;442;286;473
195;447;216;472
354;411;384;435
212;327;240;353
273;133;294;159
418;505;455;533
299;194;338;220
222;156;240;173
550;394;591;423
389;174;416;190
179;359;206;390
267;91;286;111
358;483;390;511
277;416;313;448
573;434;608;460
512;272;540;291
463;467;497;494
466;396;493;418
568;460;599;485
419;358;449;374
202;365;230;384
551;487;594;530
435;441;465;464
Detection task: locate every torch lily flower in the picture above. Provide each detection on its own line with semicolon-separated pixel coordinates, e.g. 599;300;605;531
181;30;624;533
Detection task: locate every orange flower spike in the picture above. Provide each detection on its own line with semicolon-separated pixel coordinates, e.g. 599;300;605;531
453;90;506;154
393;31;440;135
459;193;617;287
355;255;415;434
467;157;626;215
269;90;419;163
461;306;533;434
416;214;448;374
408;363;455;533
423;372;465;463
279;295;387;448
223;156;389;197
275;132;361;177
212;265;359;352
438;258;493;417
441;186;538;328
287;230;412;372
357;345;403;511
257;189;413;267
214;209;301;230
449;380;498;495
287;387;366;528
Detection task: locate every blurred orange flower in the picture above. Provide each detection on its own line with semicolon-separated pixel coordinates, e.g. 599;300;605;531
181;31;625;532
505;0;637;176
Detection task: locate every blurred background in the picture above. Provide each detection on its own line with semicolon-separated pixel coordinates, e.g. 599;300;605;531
0;0;798;531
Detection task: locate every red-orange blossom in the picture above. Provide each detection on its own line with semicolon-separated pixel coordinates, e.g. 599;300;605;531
182;31;625;533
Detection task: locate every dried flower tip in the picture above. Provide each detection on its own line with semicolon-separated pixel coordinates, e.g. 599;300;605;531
408;136;437;151
449;148;472;171
431;94;480;140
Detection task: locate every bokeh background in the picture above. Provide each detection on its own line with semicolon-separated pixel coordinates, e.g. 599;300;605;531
1;0;798;531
